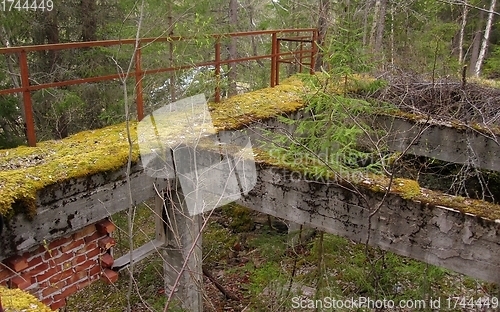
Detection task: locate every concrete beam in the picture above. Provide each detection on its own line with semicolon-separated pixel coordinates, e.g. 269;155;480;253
162;179;203;312
0;163;167;260
236;164;500;284
378;114;500;172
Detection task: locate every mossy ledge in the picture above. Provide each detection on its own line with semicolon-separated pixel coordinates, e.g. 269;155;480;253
0;76;309;218
252;148;500;221
377;110;500;136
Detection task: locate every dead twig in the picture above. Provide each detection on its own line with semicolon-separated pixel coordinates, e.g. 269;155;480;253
202;265;239;301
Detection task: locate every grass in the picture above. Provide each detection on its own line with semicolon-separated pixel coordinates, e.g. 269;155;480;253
64;204;499;312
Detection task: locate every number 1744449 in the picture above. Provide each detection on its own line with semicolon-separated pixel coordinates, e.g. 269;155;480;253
1;0;53;12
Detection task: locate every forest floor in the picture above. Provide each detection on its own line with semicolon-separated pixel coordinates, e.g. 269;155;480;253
65;203;499;312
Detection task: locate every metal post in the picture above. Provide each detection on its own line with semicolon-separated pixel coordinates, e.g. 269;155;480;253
275;38;281;86
299;41;304;73
270;33;277;87
19;50;36;147
134;45;144;121
214;38;221;103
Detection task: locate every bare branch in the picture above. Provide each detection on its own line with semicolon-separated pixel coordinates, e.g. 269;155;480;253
437;0;500;16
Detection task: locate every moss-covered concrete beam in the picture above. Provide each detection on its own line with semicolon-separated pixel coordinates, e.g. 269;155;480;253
377;113;500;172
0;162;167;260
236;163;500;284
0;76;308;218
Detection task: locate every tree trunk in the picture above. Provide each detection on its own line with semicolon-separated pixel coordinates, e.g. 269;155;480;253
315;0;330;71
389;0;395;66
369;0;387;55
228;0;238;96
362;1;372;46
474;0;497;77
81;0;97;41
469;9;484;76
247;1;264;67
458;1;469;64
45;9;60;75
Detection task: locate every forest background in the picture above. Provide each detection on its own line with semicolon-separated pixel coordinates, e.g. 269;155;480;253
0;1;499;311
0;0;499;149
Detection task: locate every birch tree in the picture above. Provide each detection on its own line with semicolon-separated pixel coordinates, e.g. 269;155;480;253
369;0;388;56
458;0;469;64
474;0;497;76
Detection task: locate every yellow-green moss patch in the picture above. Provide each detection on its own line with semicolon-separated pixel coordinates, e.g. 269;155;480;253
0;77;311;218
0;286;53;311
379;108;500;136
0;122;141;217
209;76;308;130
392;178;421;200
362;174;500;221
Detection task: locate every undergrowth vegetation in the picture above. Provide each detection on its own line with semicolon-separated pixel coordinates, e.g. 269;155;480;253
65;204;498;312
260;73;394;181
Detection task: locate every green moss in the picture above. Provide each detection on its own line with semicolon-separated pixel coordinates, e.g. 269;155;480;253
0;77;310;218
209;76;308;130
0;286;52;311
221;203;254;232
380;110;500;136
0;122;141;217
392;178;421;200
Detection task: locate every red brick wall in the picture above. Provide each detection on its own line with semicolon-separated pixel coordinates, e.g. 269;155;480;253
0;219;119;311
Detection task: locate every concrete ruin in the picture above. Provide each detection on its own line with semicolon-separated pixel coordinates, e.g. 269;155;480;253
0;81;499;311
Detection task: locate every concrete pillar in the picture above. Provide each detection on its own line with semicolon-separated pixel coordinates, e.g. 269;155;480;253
287;222;303;248
162;179;203;312
288;222;316;248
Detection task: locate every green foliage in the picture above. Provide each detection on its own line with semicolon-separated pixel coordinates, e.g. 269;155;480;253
0;96;24;148
263;75;393;180
203;221;237;264
249;262;286;295
484;45;500;79
302;234;452;308
221;204;254;232
247;231;287;263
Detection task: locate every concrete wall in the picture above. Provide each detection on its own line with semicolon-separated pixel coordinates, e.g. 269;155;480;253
378;114;500;172
236;165;500;284
0;163;166;260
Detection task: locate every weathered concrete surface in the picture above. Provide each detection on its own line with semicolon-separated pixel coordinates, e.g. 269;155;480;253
252;111;500;173
236;164;500;284
162;179;203;312
2;113;500;286
378;114;500;172
0;162;167;260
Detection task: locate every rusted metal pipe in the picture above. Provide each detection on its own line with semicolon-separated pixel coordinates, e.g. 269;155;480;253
134;45;144;121
19;51;36;147
0;29;318;146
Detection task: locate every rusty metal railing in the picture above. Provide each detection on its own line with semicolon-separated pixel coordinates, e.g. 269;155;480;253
0;28;318;147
